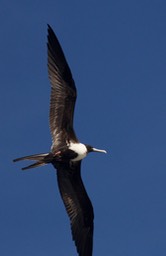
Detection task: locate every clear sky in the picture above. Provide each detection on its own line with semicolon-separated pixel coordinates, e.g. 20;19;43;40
1;1;166;255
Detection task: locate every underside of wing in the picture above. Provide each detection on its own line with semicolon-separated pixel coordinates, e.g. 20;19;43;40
47;25;78;150
54;161;94;256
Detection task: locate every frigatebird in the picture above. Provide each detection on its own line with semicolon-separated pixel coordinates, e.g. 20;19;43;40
13;25;106;256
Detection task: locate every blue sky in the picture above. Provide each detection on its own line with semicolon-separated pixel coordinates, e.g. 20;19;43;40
1;1;166;255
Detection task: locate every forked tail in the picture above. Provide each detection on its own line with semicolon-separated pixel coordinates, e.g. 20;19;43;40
13;153;53;170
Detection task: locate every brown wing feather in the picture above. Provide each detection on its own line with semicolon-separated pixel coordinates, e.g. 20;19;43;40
47;25;78;151
54;161;94;256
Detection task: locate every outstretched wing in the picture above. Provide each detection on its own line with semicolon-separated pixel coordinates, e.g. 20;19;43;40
54;161;94;256
47;25;78;151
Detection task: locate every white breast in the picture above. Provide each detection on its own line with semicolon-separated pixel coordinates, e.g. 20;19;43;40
69;142;87;161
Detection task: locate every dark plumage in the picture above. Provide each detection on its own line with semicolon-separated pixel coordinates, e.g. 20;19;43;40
47;25;78;150
13;25;106;256
55;161;94;256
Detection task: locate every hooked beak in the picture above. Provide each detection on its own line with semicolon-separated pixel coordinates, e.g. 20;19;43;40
92;148;107;154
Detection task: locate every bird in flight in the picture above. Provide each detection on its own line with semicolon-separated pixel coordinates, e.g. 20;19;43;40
13;24;106;256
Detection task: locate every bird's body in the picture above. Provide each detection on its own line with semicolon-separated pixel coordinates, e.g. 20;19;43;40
68;142;87;161
14;25;106;256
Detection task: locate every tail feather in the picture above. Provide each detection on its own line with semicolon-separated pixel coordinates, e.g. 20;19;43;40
13;152;53;170
13;153;49;162
22;161;47;171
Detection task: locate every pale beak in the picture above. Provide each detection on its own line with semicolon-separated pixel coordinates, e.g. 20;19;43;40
92;148;107;154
